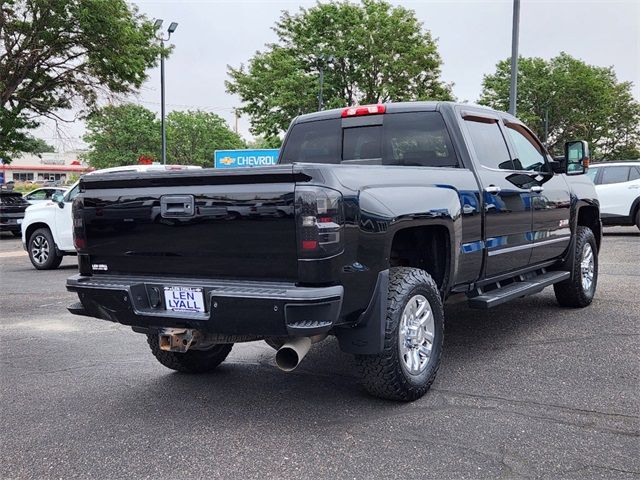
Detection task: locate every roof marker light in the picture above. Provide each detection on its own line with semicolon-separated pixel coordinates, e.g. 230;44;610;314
341;104;386;118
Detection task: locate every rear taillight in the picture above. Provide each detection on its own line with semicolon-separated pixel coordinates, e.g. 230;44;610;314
341;104;385;118
295;186;344;259
72;198;86;250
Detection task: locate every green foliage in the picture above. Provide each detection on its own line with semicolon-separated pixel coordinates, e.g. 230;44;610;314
166;111;245;167
0;0;165;161
82;105;244;168
82;104;160;169
22;137;55;155
247;136;283;150
227;0;452;139
479;53;640;160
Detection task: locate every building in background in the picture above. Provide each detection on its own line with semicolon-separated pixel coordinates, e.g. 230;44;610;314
0;150;91;184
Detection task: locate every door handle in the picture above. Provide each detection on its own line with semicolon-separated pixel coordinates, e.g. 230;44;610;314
462;204;475;215
484;185;501;195
530;186;544;193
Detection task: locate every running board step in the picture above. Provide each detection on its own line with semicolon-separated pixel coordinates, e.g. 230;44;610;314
468;271;570;309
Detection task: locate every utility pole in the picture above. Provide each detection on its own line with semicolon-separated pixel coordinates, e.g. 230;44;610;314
154;20;178;164
318;64;324;111
508;0;520;116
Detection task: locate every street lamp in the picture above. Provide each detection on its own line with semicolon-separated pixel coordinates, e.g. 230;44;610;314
154;19;178;164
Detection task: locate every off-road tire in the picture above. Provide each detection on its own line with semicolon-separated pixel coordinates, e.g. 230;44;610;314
554;226;598;308
356;267;444;401
146;334;233;373
28;228;63;270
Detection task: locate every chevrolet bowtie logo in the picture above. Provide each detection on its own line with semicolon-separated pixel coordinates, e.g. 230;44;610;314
220;157;235;165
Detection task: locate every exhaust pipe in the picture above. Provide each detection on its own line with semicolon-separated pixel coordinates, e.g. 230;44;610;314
275;334;326;372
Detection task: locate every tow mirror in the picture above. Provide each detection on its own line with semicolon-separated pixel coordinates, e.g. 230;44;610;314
564;140;590;175
52;193;65;207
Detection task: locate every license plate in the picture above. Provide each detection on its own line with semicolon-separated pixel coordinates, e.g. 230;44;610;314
163;286;205;313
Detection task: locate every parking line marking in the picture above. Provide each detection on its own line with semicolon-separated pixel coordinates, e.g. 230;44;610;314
0;251;27;258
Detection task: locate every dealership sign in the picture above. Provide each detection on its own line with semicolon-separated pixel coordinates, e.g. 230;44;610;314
214;149;280;169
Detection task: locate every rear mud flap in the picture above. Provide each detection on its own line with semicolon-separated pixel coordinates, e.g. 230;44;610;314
336;270;388;355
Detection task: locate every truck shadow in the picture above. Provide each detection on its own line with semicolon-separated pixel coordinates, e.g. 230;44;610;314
106;292;568;425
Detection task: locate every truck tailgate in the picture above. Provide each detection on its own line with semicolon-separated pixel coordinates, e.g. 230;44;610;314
78;166;303;281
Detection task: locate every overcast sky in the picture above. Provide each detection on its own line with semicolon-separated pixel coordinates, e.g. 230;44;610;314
41;0;639;152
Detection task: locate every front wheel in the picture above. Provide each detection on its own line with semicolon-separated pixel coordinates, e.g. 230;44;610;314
28;228;63;270
146;334;233;373
554;226;598;307
356;267;444;401
635;209;640;231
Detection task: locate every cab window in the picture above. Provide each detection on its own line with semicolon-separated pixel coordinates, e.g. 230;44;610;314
464;118;513;170
27;190;47;200
505;124;547;172
65;185;80;202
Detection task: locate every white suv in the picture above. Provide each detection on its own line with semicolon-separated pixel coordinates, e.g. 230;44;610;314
586;161;640;230
21;164;202;269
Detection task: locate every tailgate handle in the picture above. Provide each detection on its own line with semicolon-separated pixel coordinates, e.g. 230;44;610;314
160;195;195;218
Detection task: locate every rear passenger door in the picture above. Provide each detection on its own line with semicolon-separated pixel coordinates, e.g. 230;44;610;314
503;123;571;264
462;112;533;277
596;166;640;217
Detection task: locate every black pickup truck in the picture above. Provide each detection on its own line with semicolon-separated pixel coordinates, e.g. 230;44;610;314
67;102;601;401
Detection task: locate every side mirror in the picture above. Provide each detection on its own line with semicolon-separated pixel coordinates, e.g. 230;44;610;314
549;156;567;174
564;140;590;175
52;193;65;207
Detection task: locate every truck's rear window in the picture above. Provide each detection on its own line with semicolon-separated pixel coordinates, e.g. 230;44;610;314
280;112;459;167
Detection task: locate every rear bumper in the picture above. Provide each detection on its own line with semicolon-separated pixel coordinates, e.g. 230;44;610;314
66;274;343;337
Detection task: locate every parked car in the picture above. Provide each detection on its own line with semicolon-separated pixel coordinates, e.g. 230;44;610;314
21;164;202;270
66;102;601;401
22;187;69;205
0;190;29;237
586;161;640;229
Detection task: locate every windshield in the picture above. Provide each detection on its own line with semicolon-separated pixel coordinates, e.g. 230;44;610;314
281;112;459;168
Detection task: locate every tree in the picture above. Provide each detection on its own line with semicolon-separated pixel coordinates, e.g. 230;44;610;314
227;0;452;141
21;137;54;155
82;106;245;169
0;0;164;161
166;111;245;167
82;104;159;169
247;136;282;150
479;53;640;160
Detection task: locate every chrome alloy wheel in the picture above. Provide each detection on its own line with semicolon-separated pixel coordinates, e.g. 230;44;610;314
398;294;435;375
31;235;50;265
581;242;595;292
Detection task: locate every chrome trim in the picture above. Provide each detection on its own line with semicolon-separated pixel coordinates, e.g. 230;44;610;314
488;236;571;257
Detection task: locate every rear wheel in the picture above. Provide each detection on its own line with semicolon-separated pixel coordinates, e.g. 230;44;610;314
28;228;63;270
146;334;233;373
356;267;444;401
554;226;598;307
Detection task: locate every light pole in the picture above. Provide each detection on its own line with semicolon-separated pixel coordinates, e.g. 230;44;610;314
154;19;178;164
508;0;520;116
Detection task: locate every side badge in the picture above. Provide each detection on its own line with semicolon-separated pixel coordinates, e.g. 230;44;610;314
91;264;108;271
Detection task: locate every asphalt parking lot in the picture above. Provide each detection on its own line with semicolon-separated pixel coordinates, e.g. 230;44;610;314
1;228;638;479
